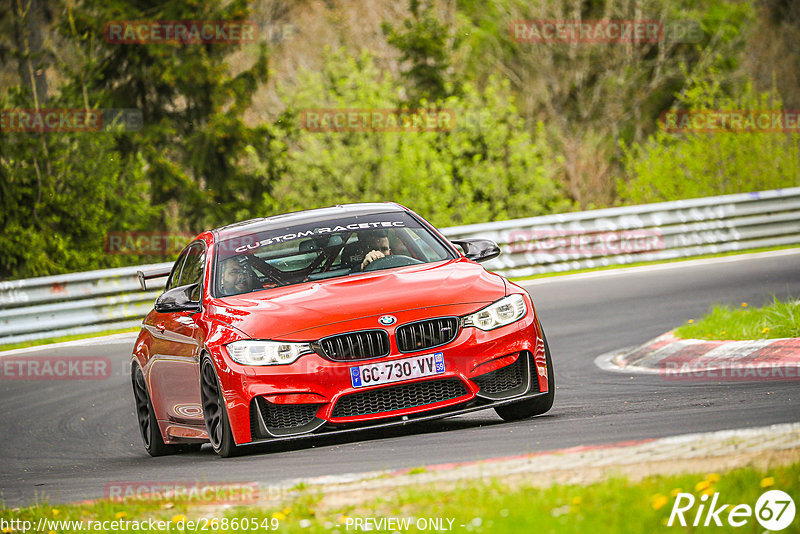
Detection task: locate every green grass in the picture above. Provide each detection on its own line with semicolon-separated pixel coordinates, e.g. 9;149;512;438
0;327;140;353
510;244;800;282
2;463;797;533
675;296;800;341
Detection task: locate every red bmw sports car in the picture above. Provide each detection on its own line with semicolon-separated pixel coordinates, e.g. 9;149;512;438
131;203;554;457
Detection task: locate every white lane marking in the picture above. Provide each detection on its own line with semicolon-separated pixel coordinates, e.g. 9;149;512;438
0;332;139;357
519;248;800;287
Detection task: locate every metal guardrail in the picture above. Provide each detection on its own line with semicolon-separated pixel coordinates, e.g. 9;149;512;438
0;263;171;345
1;188;799;345
441;187;800;278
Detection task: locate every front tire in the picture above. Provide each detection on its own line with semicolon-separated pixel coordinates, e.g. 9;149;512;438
494;328;555;421
200;357;240;458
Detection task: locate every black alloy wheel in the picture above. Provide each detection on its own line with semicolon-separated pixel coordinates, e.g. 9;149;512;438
200;357;240;457
132;365;174;456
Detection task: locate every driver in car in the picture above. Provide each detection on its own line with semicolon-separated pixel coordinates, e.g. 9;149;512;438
219;257;259;295
360;231;392;270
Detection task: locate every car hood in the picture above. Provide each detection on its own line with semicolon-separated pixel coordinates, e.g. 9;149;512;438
206;259;506;339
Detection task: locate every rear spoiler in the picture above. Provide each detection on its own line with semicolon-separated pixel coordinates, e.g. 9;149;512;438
136;267;171;291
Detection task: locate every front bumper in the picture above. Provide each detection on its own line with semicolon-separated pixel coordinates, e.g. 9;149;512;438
208;300;548;445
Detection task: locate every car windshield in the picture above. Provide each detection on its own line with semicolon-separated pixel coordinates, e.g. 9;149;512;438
213;211;455;297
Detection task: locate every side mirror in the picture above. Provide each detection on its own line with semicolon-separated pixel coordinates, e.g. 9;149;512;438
451;238;501;263
154;284;201;313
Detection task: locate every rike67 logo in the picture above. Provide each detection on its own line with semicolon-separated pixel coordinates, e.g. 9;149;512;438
668;490;795;530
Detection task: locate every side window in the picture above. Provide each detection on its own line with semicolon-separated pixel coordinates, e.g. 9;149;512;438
176;242;205;300
408;228;441;261
165;250;190;291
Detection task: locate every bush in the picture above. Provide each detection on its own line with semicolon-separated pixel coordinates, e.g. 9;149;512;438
619;79;800;204
0;92;156;279
266;48;572;227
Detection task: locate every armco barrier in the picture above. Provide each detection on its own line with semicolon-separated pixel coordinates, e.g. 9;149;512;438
0;263;171;345
441;187;800;278
1;188;799;345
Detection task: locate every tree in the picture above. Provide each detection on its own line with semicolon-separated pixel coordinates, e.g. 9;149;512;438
618;80;800;204
1;0;283;278
0;90;155;279
382;0;458;105
454;0;754;207
62;0;276;230
272;48;571;227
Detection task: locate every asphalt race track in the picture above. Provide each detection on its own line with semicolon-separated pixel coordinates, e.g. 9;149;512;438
1;250;799;507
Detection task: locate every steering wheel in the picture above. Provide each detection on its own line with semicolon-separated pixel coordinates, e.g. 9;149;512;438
362;254;424;272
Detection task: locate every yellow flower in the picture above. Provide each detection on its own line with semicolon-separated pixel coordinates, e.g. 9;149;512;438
688;319;694;324
670;488;683;497
651;494;668;510
272;512;286;521
52;510;60;516
762;327;770;334
49;531;56;534
2;527;13;533
701;487;716;497
282;507;291;515
741;302;748;308
115;512;127;519
706;473;720;483
571;496;582;506
171;515;187;523
338;515;349;523
760;477;775;488
695;480;711;492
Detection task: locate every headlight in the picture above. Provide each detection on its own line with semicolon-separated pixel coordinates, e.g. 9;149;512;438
225;340;313;366
462;294;527;331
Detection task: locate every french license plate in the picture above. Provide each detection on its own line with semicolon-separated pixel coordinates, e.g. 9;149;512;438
350;352;445;388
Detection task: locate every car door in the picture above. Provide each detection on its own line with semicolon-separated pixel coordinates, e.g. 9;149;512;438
146;241;207;435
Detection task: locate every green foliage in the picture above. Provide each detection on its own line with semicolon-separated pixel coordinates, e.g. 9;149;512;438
382;0;457;105
454;0;757;206
0;88;156;279
618;79;800;204
62;0;273;230
269;48;572;227
1;0;280;279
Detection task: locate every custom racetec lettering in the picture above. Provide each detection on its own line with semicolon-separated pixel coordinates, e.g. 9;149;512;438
233;222;405;252
219;214;414;254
